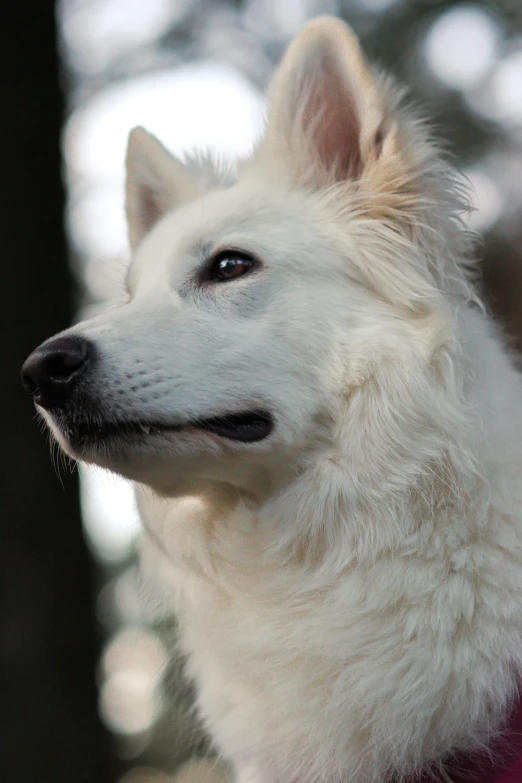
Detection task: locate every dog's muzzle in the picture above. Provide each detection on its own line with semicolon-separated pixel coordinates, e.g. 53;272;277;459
21;336;275;449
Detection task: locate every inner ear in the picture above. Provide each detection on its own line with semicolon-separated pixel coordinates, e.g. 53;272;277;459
139;185;170;235
301;50;363;181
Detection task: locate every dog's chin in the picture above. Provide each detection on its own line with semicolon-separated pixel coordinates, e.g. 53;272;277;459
40;406;275;469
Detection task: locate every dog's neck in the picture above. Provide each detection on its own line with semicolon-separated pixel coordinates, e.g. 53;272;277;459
138;436;484;594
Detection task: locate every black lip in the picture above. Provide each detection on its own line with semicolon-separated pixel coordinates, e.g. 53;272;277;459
74;418;180;442
196;411;273;442
58;409;273;447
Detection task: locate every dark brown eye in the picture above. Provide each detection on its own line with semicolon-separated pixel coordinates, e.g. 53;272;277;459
209;250;256;282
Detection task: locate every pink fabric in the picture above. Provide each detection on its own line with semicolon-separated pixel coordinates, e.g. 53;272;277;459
444;697;522;783
408;696;522;783
495;755;522;783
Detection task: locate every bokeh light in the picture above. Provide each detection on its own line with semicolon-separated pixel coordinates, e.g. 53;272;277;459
60;0;188;76
491;48;522;126
80;465;141;563
461;166;503;231
424;5;501;90
99;628;168;736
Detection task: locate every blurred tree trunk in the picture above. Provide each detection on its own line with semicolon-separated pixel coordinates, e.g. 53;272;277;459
0;4;116;782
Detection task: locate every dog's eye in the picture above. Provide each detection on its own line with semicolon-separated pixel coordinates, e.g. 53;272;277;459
209;251;256;283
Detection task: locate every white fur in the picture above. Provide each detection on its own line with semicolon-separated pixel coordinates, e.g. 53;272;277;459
39;17;522;783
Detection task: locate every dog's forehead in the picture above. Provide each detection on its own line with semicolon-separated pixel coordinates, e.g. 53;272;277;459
136;181;332;273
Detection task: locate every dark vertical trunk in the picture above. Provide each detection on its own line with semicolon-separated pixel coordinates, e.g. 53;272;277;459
0;4;116;781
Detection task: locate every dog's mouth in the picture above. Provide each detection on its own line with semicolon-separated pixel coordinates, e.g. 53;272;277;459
194;411;273;442
65;409;274;447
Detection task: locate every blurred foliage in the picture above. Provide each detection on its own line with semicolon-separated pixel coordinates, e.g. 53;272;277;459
61;0;522;161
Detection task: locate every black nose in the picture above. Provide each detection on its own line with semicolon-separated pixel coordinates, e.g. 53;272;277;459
21;336;92;409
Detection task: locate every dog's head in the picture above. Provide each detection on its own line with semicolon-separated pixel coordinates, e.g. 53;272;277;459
22;18;471;497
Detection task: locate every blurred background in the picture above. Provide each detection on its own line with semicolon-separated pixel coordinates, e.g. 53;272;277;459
3;0;522;781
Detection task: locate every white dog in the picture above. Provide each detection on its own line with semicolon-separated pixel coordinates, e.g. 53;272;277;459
22;17;522;783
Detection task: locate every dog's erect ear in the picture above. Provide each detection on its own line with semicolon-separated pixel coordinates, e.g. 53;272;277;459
125;127;203;249
259;17;401;189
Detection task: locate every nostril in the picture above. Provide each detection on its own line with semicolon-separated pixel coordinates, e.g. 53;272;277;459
22;372;38;395
46;342;88;380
